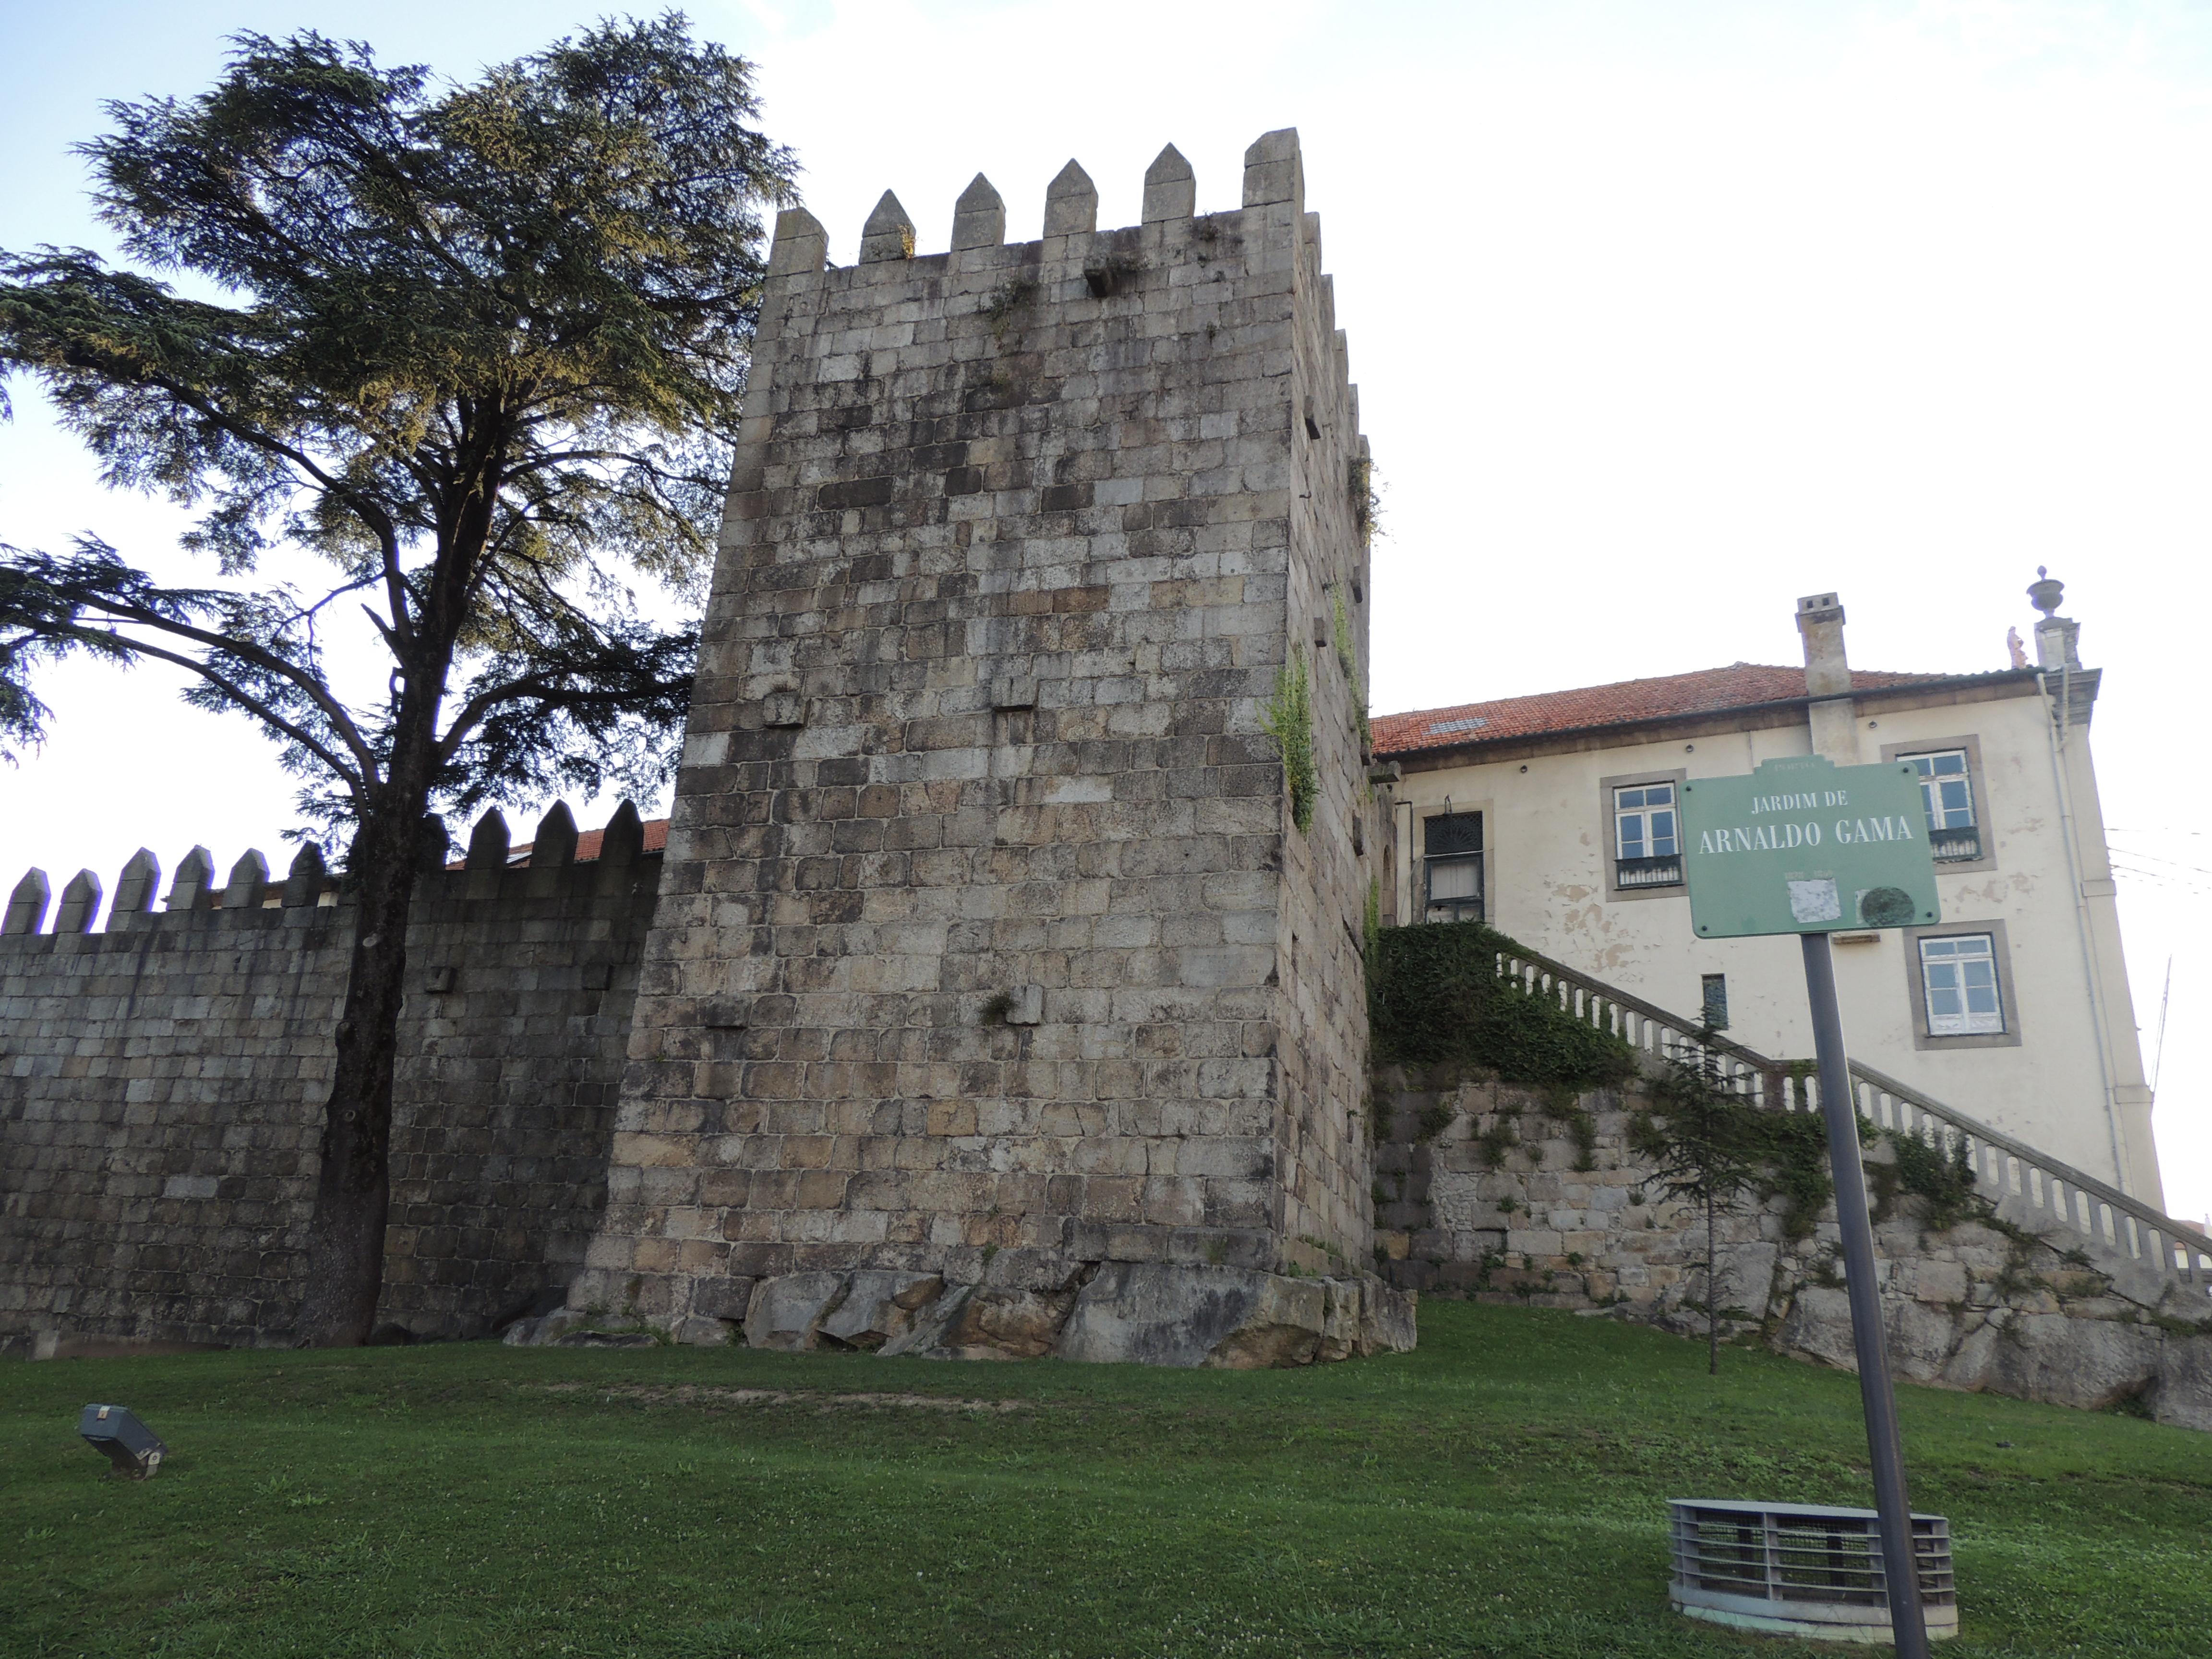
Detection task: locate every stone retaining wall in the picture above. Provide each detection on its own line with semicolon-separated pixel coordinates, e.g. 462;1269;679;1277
1374;1067;2212;1430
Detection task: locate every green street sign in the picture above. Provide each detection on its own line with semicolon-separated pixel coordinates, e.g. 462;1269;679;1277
1680;755;1941;938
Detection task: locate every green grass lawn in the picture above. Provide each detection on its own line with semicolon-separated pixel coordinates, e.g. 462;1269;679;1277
3;1301;2206;1658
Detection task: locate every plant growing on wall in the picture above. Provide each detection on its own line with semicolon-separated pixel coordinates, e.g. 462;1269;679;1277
1261;649;1317;832
1368;921;1637;1093
1883;1124;1983;1232
0;22;796;1345
1628;1039;1841;1373
1630;1039;1767;1376
1330;586;1371;759
1348;455;1380;549
1330;588;1356;680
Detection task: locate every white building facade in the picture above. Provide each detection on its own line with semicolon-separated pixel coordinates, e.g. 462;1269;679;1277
1373;580;2163;1204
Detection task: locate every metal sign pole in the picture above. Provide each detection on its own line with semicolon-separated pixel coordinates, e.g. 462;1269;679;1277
1801;932;1930;1659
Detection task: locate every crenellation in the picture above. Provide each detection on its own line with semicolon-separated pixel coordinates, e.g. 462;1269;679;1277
222;849;269;910
465;808;510;874
4;868;48;936
165;847;215;912
281;844;327;906
0;806;662;1355
950;172;1007;254
532;802;579;867
1043;159;1099;238
859;191;917;263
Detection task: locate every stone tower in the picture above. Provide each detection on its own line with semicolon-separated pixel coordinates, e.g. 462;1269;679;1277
571;131;1409;1362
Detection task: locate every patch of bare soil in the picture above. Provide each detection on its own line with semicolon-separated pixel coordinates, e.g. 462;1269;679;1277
526;1381;1037;1414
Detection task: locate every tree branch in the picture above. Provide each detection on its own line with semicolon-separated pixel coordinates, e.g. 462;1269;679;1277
60;586;381;775
40;621;367;791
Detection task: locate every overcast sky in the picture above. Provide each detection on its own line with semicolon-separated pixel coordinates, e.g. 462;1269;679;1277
6;0;2211;1215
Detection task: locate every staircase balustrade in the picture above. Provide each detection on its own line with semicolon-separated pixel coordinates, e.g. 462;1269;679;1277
1490;942;2212;1299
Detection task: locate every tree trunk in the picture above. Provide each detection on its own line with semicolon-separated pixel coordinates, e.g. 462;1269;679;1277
295;799;432;1346
1707;1193;1719;1376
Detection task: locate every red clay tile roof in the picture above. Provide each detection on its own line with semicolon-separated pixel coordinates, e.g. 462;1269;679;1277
445;815;668;870
574;817;668;862
1373;663;1992;758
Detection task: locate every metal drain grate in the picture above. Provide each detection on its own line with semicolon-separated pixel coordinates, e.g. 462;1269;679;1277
1669;1499;1958;1644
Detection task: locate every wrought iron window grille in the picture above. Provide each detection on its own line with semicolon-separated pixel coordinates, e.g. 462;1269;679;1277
1615;854;1683;888
1929;827;1983;863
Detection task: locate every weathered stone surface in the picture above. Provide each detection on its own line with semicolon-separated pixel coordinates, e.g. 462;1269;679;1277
505;1309;594;1347
1316;1277;1361;1362
1986;1313;2163;1410
687;1275;758;1323
1779;1286;1860;1368
879;1284;976;1359
1050;1263;1409;1369
2150;1334;2212;1432
1354;1277;1419;1357
1429;1171;1488;1235
1059;1264;1271;1367
1938;1313;2004;1392
1907;1257;1970;1306
1378;1068;2212;1425
1206;1276;1329;1370
0;836;661;1355
819;1271;944;1351
1885;1296;1967;1384
1711;1242;1779;1319
744;1272;850;1352
868;1281;1070;1361
577;132;1387;1342
940;1287;1081;1361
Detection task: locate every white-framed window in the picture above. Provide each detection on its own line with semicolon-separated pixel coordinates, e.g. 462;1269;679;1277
1611;781;1683;890
1919;934;2004;1036
1424;811;1484;922
1908;750;1975;831
1614;782;1679;860
1886;738;1993;869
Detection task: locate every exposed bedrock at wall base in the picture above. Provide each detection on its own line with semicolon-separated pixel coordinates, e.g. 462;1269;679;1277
516;1264;1419;1369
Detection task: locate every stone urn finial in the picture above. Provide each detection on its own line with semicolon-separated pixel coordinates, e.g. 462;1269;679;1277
2028;566;2065;617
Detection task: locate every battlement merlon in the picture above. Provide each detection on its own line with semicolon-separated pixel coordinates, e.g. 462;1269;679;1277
723;127;1358;559
0;801;655;945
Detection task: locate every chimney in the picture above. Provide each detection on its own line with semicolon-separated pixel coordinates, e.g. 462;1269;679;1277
1795;592;1857;761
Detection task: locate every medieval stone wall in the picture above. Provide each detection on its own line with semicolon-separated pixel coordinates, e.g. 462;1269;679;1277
578;130;1389;1334
0;828;659;1354
1374;1068;2212;1431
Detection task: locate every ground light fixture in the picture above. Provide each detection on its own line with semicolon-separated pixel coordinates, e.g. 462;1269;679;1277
1669;1499;1959;1643
79;1404;166;1478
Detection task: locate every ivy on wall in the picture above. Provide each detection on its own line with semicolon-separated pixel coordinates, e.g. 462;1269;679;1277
1368;922;1636;1092
1879;1125;1983;1231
